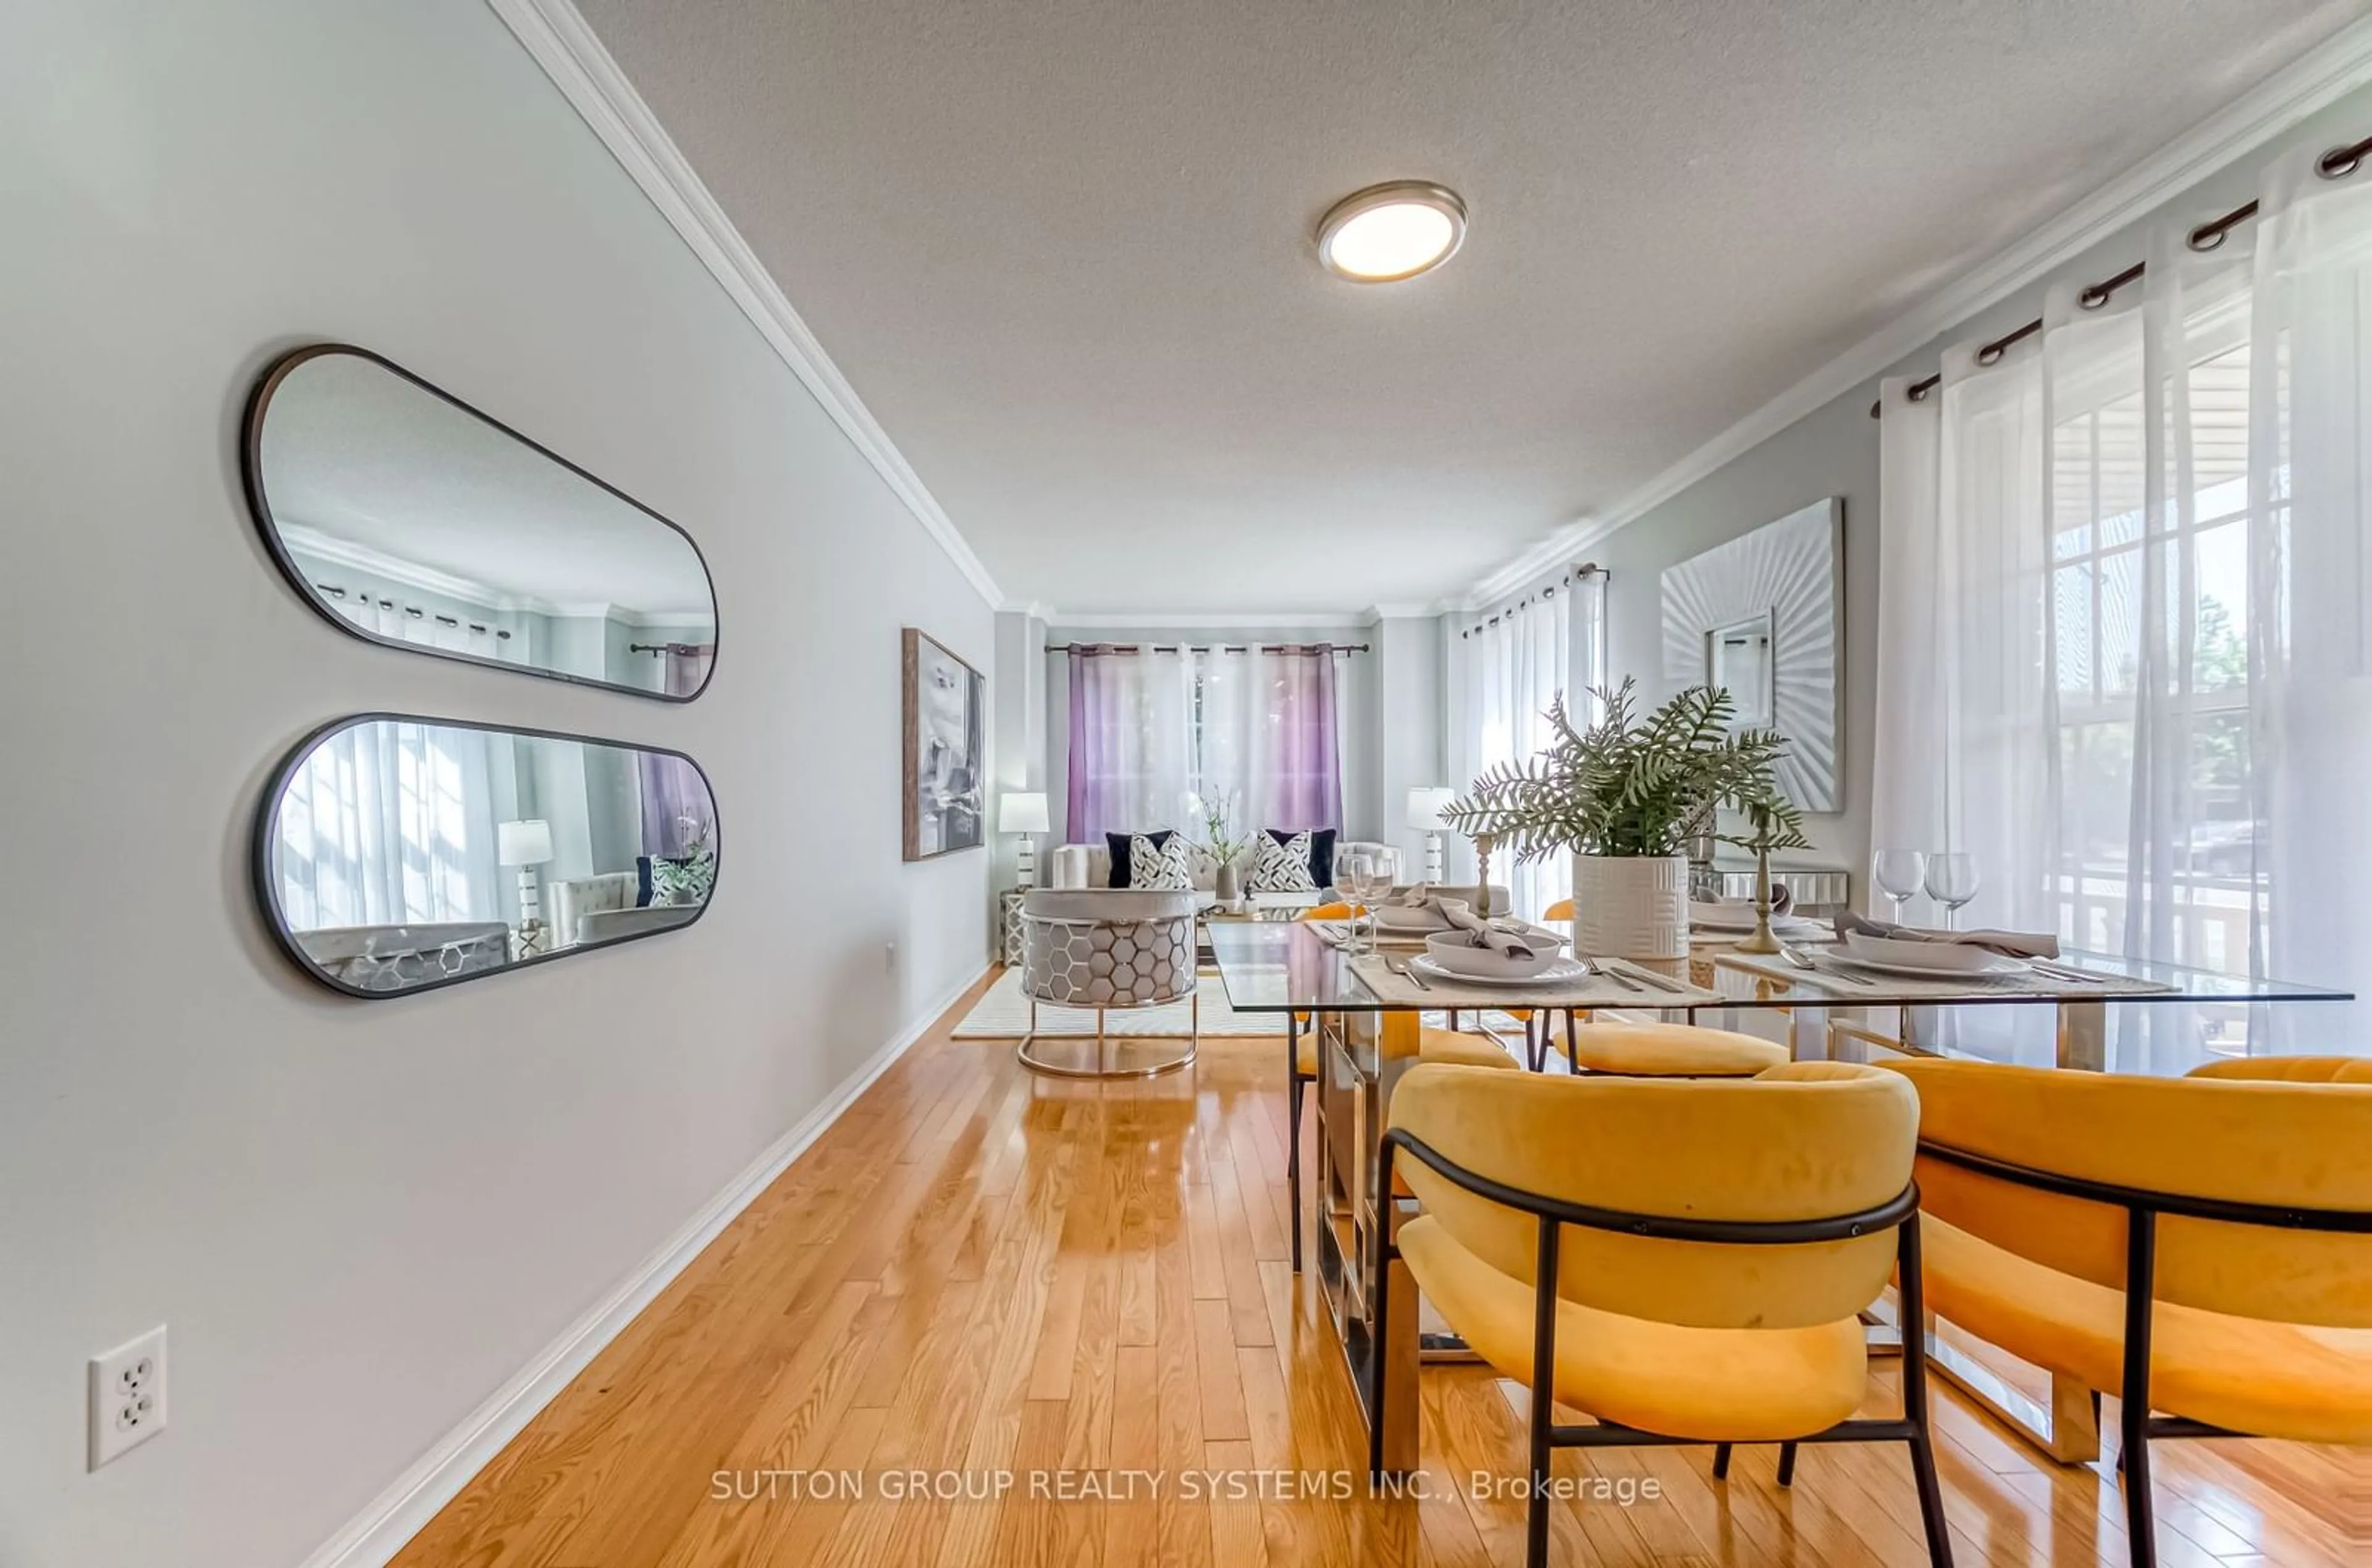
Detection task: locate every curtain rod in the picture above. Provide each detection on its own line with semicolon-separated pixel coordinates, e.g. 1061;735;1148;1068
1047;642;1367;655
1869;132;2372;419
1460;562;1604;640
312;581;513;640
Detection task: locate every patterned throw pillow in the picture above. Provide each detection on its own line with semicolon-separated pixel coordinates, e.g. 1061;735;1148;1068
1106;829;1173;887
1247;831;1318;892
1129;832;1195;891
649;849;717;907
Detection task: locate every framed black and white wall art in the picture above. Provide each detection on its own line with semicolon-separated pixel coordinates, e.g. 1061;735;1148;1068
901;628;986;860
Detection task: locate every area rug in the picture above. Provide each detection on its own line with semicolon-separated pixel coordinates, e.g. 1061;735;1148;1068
951;968;1274;1038
949;968;1525;1041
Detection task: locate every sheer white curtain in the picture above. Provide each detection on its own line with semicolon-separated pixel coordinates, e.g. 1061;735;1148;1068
277;720;500;930
1064;645;1194;840
1452;586;1574;920
2249;149;2372;1048
1873;141;2372;1055
1194;646;1266;835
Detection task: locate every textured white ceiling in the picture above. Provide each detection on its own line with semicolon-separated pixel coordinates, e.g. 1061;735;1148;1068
574;0;2360;614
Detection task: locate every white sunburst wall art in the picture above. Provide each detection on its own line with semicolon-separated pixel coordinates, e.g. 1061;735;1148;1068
1660;498;1842;811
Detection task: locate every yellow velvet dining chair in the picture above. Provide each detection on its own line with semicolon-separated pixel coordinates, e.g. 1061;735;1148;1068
1374;1060;1950;1568
1286;904;1520;1272
1883;1055;2372;1568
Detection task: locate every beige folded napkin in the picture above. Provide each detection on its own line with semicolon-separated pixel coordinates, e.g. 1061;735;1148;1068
1836;911;2059;960
1440;902;1538;960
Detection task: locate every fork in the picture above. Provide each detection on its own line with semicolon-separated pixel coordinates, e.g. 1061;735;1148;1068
1580;956;1644;994
1778;943;1874;986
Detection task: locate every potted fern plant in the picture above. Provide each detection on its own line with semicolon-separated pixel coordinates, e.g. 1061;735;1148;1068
1442;679;1798;958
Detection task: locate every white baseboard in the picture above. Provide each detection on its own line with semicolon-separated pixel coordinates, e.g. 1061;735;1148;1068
293;962;989;1568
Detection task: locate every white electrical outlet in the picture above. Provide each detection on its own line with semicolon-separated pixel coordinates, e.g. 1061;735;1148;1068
88;1326;167;1470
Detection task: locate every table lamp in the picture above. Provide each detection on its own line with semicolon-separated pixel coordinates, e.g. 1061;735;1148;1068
999;792;1051;887
497;818;554;952
1404;787;1455;882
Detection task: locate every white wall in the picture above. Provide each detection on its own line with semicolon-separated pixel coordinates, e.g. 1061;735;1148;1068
0;5;990;1566
1365;615;1450;878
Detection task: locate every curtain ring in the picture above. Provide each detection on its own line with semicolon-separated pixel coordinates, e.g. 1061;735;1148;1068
1975;343;2005;367
2077;285;2109;311
1906;384;1932;403
2187;225;2227;253
2318;148;2361;181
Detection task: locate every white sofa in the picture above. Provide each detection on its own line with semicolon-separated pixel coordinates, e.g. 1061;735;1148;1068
1048;837;1402;892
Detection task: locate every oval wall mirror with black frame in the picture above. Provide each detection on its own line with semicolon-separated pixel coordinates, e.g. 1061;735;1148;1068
256;714;721;999
242;344;718;700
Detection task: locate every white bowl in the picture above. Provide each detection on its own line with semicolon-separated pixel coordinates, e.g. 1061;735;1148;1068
1373;903;1448;933
1423;930;1558;979
1844;931;2000;973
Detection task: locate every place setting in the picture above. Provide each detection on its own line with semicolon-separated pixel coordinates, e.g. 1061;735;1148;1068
1717;849;2178;999
1319;885;1722;1008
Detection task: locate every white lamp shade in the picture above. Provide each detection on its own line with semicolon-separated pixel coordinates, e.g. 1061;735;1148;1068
497;818;554;867
998;792;1051;834
1405;787;1456;832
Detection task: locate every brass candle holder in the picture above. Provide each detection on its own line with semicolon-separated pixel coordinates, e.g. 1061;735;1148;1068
1734;841;1782;955
1471;831;1496;921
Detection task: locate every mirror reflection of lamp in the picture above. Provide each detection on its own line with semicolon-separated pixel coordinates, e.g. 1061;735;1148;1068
998;792;1050;887
497;818;554;954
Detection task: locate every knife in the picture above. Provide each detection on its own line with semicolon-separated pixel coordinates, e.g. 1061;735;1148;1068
1609;958;1689;994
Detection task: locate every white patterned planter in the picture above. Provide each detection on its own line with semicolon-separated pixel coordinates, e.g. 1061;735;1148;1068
1572;853;1691;960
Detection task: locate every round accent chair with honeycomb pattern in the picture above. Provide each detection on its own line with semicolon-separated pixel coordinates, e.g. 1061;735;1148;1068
1016;889;1201;1078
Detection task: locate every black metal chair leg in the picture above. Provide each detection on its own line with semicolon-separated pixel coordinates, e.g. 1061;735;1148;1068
1898;1215;1956;1567
1562;1009;1579;1073
1526;1218;1562;1568
2119;1206;2161;1568
1776;1441;1797;1487
1525;1015;1544;1072
1712;1442;1733;1480
1368;1141;1395;1487
1287;1071;1305;1273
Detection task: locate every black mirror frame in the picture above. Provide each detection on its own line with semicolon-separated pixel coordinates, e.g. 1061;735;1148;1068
253;712;721;1000
240;343;719;702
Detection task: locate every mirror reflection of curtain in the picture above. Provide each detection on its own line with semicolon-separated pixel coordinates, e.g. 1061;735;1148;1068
277;721;499;928
639;644;717;857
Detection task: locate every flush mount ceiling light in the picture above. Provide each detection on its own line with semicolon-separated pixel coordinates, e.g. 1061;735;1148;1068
1315;181;1468;282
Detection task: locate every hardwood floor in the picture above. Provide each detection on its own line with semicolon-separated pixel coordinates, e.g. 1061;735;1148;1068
390;971;2368;1567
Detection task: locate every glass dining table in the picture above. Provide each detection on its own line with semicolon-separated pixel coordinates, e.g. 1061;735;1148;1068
1203;921;2355;1471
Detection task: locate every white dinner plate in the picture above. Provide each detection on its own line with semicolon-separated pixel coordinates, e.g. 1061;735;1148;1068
1691;908;1825;937
1373;904;1450;932
1824;950;2030;981
1407;955;1589;987
1843;930;2001;973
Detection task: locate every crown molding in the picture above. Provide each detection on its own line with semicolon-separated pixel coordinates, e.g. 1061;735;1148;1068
1463;15;2372;607
486;0;1003;610
282;524;712;626
280;523;528;611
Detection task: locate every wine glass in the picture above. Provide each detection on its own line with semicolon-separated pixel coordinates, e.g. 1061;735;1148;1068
1335;850;1379;953
1870;849;1929;923
1923;852;1980;930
